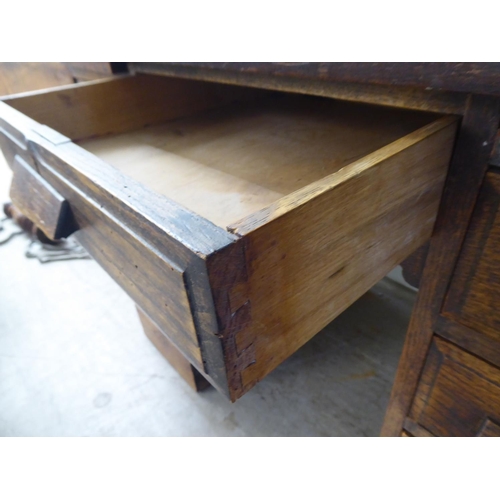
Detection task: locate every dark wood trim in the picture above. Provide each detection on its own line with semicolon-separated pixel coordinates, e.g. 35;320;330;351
442;171;500;317
9;154;76;239
381;94;500;436
130;62;467;115
435;315;500;369
491;130;500;167
130;63;500;97
206;239;254;401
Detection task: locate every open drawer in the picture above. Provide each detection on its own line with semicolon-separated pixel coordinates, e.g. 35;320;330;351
0;74;458;401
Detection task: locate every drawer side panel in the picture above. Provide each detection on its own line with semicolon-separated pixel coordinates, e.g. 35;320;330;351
235;119;458;394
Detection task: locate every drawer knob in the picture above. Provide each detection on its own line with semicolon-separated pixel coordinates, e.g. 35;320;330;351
9;155;76;240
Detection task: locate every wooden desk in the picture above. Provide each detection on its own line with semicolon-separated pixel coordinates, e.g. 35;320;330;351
129;63;500;436
2;63;499;435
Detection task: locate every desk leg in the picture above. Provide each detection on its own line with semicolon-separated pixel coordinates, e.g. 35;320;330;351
381;94;500;436
136;306;210;392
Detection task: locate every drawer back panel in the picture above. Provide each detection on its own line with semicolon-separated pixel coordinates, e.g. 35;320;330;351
3;74;268;141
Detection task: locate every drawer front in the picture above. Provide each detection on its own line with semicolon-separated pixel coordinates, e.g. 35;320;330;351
408;337;500;437
0;80;240;398
443;171;500;343
13;132;204;368
0;75;458;401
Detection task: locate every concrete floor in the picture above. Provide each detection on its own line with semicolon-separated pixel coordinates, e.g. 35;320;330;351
0;154;414;436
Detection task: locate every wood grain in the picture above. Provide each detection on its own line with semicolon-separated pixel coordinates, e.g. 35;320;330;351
409;337;500;437
233;118;457;392
81;95;435;228
435;315;500;371
35;149;203;365
3;74;265;141
0;100;47;171
381;95;500;436
30;141;235;372
443;171;500;341
229;117;456;234
131;63;500;97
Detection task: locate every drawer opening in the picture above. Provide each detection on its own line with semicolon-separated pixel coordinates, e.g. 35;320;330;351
78;90;437;230
5;74;441;230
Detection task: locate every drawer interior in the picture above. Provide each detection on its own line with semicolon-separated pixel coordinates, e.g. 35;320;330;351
5;74;437;229
79;96;434;228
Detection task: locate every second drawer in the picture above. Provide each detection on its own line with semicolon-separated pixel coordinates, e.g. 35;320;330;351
408;337;500;437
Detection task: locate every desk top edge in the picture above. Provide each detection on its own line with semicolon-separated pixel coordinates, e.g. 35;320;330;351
128;63;500;98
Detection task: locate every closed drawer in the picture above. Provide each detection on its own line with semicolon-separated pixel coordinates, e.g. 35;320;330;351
408;337;500;436
443;170;500;343
0;74;458;401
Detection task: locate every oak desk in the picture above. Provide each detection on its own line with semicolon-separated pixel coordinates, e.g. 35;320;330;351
2;63;499;435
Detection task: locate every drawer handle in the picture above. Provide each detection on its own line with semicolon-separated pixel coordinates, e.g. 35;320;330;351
9;155;76;240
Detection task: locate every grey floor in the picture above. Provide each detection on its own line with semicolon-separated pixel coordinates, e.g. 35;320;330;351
0;155;414;436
